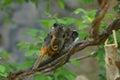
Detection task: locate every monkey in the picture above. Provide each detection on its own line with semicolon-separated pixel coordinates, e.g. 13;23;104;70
29;23;78;80
32;23;78;70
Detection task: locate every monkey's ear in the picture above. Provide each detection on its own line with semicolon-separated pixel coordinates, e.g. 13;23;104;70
72;30;78;40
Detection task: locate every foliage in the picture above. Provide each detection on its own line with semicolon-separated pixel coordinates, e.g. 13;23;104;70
80;0;95;4
113;0;120;13
0;51;16;79
0;0;119;80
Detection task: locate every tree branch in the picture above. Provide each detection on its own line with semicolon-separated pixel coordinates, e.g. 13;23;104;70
89;0;109;40
69;51;97;62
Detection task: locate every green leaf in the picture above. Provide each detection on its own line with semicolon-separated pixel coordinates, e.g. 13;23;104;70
116;31;120;46
73;8;86;14
47;76;53;80
17;42;29;50
96;47;105;66
114;4;119;13
57;0;65;9
38;20;49;28
80;0;95;4
25;50;37;56
39;30;47;37
38;20;56;28
5;63;17;72
105;13;115;19
17;42;28;46
88;10;96;16
24;29;40;35
24;29;43;40
98;68;106;80
57;17;76;26
99;75;106;80
38;17;76;27
0;72;8;77
35;74;49;80
54;67;77;80
82;15;92;23
28;44;36;50
87;10;96;20
75;21;86;30
24;29;46;40
46;12;58;19
0;64;8;77
0;65;5;73
78;31;88;39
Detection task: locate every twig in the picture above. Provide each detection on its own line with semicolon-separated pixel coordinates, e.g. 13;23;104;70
89;0;109;41
70;51;97;62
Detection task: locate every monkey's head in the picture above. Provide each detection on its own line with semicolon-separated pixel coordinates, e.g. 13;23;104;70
41;23;78;56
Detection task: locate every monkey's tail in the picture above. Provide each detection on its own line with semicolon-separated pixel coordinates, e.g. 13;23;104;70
28;54;44;80
32;54;44;69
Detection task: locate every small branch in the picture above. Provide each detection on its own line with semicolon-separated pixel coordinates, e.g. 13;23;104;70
70;51;97;62
89;0;109;40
